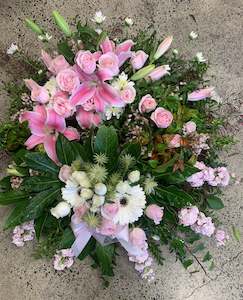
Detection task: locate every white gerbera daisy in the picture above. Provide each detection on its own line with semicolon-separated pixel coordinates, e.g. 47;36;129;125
113;181;146;225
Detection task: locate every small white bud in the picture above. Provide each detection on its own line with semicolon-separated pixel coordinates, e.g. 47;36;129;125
80;188;94;200
116;181;130;194
50;202;71;219
125;17;134;26
128;170;140;183
94;183;107;196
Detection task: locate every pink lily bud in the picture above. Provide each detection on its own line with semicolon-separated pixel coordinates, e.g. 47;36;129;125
188;87;214;101
130;50;149;70
147;65;170;81
24;79;49;103
153;36;173;60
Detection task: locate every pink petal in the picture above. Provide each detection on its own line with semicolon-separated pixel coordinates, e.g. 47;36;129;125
93;92;106;112
43;135;58;163
98;83;123;107
117;51;132;67
188;87;214;101
93;51;102;61
45;109;66;133
96;68;114;81
100;37;114;53
116;40;134;55
19;109;46;136
63;127;80;141
41;49;53;70
24;135;45;149
76;108;93;129
70;82;96;107
24;79;39;91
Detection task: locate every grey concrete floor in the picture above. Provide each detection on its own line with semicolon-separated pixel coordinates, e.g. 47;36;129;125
0;1;243;299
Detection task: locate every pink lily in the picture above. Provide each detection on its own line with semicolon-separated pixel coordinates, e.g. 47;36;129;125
24;79;49;104
20;105;80;162
153;36;173;60
41;50;70;75
147;65;171;81
76;107;101;129
188;87;214;101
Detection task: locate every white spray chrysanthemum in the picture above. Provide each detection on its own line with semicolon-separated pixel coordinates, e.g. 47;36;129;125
189;31;198;40
125;17;134;26
92;11;106;24
196;52;206;63
7;43;18;55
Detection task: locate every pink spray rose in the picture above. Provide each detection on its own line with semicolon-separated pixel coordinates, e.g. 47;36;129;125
138;94;157;113
120;85;136;103
99;218;118;236
58;165;72;182
147;65;170;81
75;50;97;74
215;229;229;246
98;52;119;76
56;69;80;93
101;203;119;220
130;50;148;70
151;107;173;128
145;204;164;225
53;91;73;118
168;134;181;148
183;121;197;135
129;228;147;247
178;206;199;226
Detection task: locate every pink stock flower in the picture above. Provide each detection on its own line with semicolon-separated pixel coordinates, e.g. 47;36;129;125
99;218;118;236
75;50;97;74
147;65;170;81
183;121;197;135
41;50;70;75
207;167;230;187
194;161;206;170
145;204;164;225
130;50;148;70
56;68;80;94
53;91;73;118
191;212;215;237
129;228;147;247
188;87;214;101
53;249;74;271
20;105;80;162
151;107;173;128
186;171;205;187
12;221;35;247
168;134;181;148
98;52;119;76
153;36;173;60
139;94;157;113
178;206;199;226
76;107;101;129
24;79;49;104
58;165;72;182
215;229;229;246
120;85;136;103
101;203;119;220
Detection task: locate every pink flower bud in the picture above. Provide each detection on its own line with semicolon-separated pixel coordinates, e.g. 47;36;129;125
183;121;197;135
151;107;173;128
178;206;199;226
138;94;157;113
188;87;214;101
145;204;164;225
129;228;147;247
153;36;173;60
99;218;118;236
58;165;72;182
147;65;170;81
130;50;149;70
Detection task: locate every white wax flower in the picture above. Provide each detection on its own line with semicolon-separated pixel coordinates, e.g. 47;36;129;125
94;183;107;196
196;52;206;63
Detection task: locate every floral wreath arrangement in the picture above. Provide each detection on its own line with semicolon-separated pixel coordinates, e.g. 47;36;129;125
0;11;239;284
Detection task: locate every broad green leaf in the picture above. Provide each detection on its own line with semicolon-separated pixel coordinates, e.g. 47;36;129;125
157;186;193;207
23;188;60;222
22;176;61;192
59;228;75;249
232;226;240;242
207;196;224;210
182;259;193;269
57;40;74;63
0;191;28;205
78;237;96;261
92;243;115;277
154;154;179;173
25;152;59;175
157;165;199;184
4;201;29;229
34;213;48;240
0;176;11;191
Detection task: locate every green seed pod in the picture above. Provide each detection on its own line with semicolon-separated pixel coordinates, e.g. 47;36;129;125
25;18;44;35
131;64;155;81
52;10;71;37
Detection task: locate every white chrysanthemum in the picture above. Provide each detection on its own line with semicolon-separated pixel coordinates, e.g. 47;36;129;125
61;186;82;208
144;176;158;195
92;11;106;24
113;182;146;225
105;106;123;120
196;52;206;63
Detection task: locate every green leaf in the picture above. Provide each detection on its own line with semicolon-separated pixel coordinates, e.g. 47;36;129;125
22;176;61;192
202;251;212;262
23;188;60;222
0;191;28;205
94;126;118;166
121;143;141;159
232;226;240;242
59;228;75;249
34;213;48;240
148;160;158;169
78;237;96;261
25;152;59;175
0;176;11;191
192;243;205;253
154;154;179;173
57;40;75;63
207;196;224;210
157;186;193;208
4;201;29;229
182;259;193;269
92;243;115;277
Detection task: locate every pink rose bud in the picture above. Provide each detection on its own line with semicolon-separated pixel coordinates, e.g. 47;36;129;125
99;218;118;236
178;206;199;226
188;87;214;101
183;121;197;135
130;50;149;70
150;107;173;128
101;203;119;220
147;65;170;81
215;229;229;246
75;50;97;74
53;91;73;118
58;165;72;182
168;134;181;148
24;79;49;104
120;85;136;103
98;52;119;76
56;69;80;93
145;204;164;225
129;228;147;247
139;94;157;113
153;36;173;60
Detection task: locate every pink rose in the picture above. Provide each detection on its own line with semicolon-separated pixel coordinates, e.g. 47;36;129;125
139;94;157;113
58;165;72;182
178;206;199;226
150;107;173;128
75;50;97;75
183;121;197;135
101;203;119;220
53;91;73;118
147;65;170;81
50;55;70;75
56;69;80;93
99;218;118;236
145;204;164;225
130;50;148;70
129;228;147;247
168;134;181;148
120;86;136;103
215;229;229;247
98;52;119;76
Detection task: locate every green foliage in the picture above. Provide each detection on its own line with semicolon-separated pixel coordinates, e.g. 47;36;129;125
157;186;193;208
25;152;59;175
206;195;224;210
0;191;29;205
91;244;116;277
57;40;75;63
